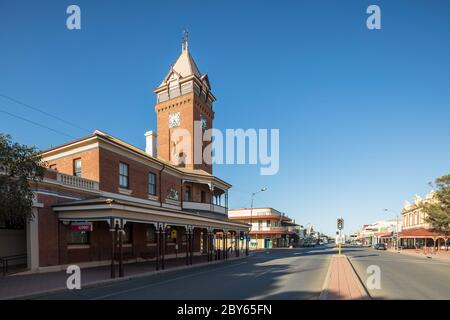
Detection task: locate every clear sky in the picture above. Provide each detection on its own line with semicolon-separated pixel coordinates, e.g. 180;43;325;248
1;0;449;236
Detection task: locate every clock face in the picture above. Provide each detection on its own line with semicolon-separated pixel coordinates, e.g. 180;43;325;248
169;112;180;128
201;114;207;130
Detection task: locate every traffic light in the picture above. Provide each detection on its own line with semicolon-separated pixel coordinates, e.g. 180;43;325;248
239;231;244;241
337;218;344;230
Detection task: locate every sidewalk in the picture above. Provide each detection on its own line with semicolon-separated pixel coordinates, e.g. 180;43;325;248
0;254;246;300
320;255;369;300
396;248;450;262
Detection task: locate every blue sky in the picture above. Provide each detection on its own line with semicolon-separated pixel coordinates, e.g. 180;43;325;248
1;0;449;236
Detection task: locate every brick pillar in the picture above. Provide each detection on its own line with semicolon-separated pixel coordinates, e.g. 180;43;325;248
185;228;190;265
118;227;124;277
161;228;166;270
110;224;116;279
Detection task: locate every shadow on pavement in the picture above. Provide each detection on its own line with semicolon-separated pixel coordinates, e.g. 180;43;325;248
36;247;336;300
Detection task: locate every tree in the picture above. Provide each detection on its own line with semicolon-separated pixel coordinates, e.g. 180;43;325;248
0;134;45;228
423;174;450;233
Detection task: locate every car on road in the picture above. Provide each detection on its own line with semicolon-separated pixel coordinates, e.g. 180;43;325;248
373;243;387;250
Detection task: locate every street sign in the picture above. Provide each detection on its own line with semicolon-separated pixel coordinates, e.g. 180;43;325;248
246;234;250;241
336;235;344;245
70;222;93;232
171;229;177;239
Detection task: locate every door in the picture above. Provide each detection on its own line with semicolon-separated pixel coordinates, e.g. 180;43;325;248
264;238;271;249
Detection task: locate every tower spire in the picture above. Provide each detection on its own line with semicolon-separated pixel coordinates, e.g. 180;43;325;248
182;30;189;52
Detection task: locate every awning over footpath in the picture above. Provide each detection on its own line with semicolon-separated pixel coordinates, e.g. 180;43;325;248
374;231;393;238
398;228;448;239
52;197;249;232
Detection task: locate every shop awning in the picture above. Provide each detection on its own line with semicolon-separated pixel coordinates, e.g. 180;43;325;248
398;228;448;238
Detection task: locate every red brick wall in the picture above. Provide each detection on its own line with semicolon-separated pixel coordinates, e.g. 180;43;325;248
98;148;163;200
160;170;182;203
37;195;60;267
46;148;100;181
155;92;214;174
37;154;204;268
36;187;98;267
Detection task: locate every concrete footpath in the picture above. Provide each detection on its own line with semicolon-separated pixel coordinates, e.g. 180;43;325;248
320;254;370;300
396;249;450;262
0;255;248;300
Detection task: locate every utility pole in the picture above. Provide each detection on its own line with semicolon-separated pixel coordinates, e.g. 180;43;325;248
249;187;267;248
384;209;400;253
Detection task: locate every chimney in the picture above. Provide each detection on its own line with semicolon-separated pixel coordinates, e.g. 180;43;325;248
145;131;157;157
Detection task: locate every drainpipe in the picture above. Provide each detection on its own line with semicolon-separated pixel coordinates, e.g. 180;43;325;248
159;164;166;207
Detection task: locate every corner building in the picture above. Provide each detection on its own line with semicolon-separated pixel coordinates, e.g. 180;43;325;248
18;39;250;275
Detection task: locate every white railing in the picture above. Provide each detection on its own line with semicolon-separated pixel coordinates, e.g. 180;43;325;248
57;172;99;191
252;226;287;232
212;204;226;214
229;211;281;218
183;201;226;214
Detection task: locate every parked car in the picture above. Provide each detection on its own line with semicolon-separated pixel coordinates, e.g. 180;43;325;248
373;243;386;250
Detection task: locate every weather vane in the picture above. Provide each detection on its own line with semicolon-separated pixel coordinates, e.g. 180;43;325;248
182;30;189;52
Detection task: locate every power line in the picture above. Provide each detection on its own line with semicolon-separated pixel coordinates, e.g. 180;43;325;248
0;93;91;134
0;108;77;139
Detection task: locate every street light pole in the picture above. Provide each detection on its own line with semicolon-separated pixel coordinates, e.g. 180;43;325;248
384;209;400;253
249;187;267;248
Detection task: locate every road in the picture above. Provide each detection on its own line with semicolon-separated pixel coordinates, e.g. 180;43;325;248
35;246;334;300
31;244;450;300
345;246;450;299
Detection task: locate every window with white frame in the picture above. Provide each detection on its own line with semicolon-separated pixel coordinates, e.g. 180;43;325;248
73;158;82;177
119;162;129;189
148;172;157;195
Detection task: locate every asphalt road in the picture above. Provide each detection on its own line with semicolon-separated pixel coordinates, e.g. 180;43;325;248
345;246;450;299
35;245;334;300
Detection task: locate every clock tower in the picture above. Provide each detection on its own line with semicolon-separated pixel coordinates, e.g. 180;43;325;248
154;32;215;174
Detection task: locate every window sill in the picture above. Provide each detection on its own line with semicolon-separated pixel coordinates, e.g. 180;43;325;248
118;188;132;195
148;194;158;201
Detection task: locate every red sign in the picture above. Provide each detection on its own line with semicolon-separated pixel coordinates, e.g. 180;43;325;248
70;222;93;232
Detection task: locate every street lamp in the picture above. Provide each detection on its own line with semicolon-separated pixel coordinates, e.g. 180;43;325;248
246;187;267;253
384;209;400;253
250;187;268;231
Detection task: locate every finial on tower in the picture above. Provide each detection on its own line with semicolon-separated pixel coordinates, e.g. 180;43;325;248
182;30;189;52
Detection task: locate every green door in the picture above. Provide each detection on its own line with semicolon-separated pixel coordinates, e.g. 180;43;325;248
264;238;271;248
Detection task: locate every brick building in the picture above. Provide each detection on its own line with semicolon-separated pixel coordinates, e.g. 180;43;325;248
1;37;250;276
399;192;449;250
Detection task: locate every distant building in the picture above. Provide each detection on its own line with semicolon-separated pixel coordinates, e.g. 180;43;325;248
228;208;298;249
399;192;448;250
356;219;401;247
